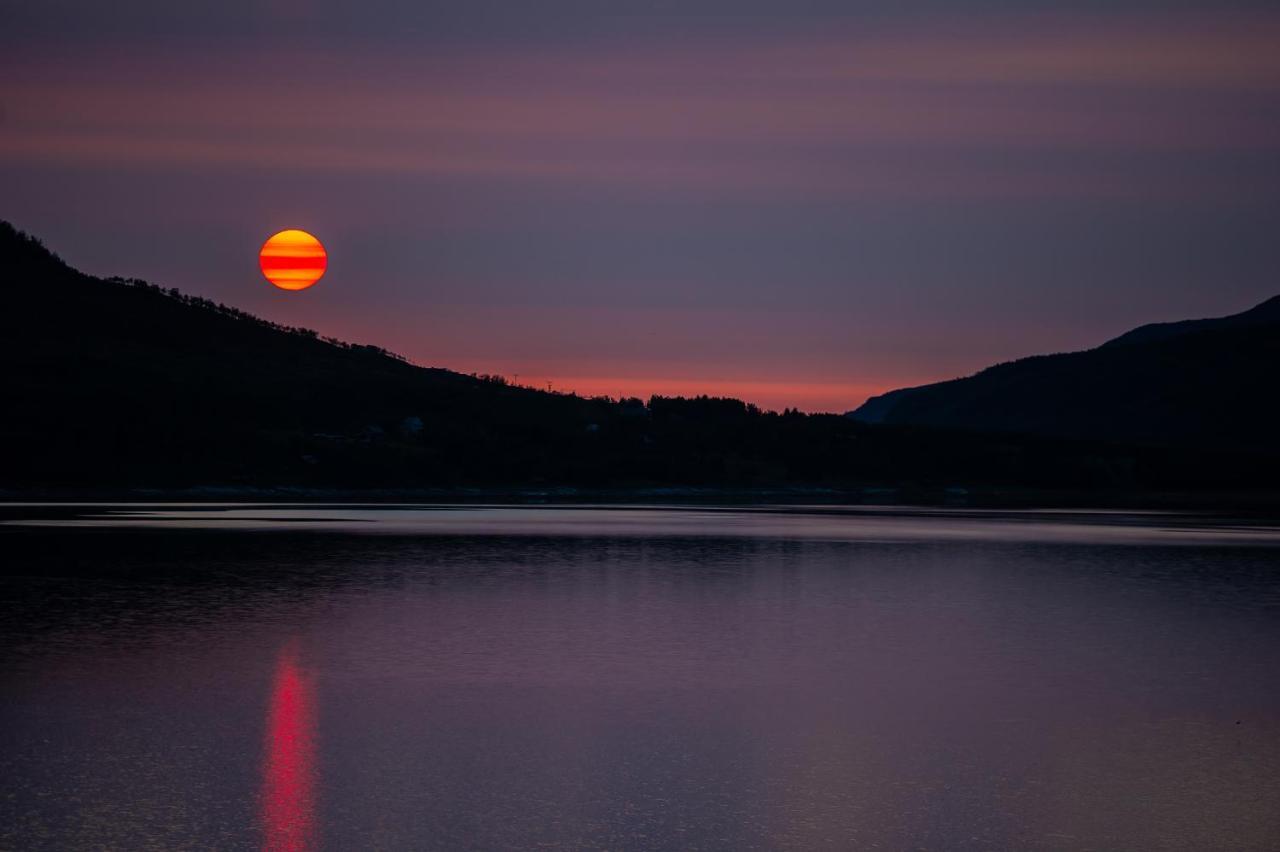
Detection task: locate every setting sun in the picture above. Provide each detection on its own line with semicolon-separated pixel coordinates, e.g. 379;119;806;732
260;229;326;291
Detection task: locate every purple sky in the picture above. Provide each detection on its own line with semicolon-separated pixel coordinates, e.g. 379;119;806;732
4;2;1279;410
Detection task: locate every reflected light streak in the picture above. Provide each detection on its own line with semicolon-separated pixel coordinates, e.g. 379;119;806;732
261;645;316;852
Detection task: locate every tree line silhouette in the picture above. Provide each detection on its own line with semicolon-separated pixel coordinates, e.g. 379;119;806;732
3;221;1278;502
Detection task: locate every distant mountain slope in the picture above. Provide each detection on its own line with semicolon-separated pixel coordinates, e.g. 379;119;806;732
849;295;1280;448
1101;295;1280;349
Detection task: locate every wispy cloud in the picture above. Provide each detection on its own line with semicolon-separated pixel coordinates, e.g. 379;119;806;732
5;13;1278;200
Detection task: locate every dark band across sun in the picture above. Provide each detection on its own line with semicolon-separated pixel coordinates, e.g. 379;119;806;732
260;230;327;291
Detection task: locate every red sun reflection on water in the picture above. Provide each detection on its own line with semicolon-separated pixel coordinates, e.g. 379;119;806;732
261;646;316;852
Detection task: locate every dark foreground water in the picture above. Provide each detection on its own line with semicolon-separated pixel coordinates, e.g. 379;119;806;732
2;505;1279;850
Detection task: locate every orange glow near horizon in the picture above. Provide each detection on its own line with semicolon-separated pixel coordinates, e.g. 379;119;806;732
260;230;327;291
261;645;316;852
499;374;908;413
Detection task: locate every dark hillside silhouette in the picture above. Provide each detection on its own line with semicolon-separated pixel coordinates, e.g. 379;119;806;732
2;221;1277;496
850;295;1280;449
1101;295;1280;349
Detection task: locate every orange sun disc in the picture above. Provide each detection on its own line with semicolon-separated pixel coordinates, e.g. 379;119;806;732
260;229;327;291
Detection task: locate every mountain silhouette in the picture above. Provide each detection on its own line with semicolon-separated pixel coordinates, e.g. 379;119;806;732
850;296;1280;449
3;221;1277;497
1101;295;1280;349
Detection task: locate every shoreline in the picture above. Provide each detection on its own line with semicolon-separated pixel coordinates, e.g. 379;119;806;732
3;484;1279;513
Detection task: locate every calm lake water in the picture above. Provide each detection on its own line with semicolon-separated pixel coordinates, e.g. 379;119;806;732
2;504;1279;850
